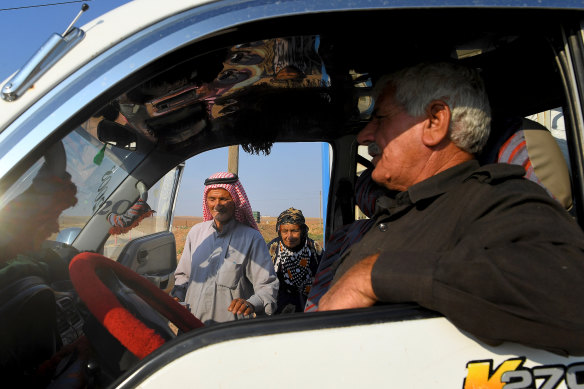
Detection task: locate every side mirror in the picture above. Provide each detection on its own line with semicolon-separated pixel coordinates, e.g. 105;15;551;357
56;227;81;245
97;119;137;150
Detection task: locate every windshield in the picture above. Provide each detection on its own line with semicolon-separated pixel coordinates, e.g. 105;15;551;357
0;122;146;241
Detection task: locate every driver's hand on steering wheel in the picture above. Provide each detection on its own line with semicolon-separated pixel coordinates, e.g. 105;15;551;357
228;298;255;317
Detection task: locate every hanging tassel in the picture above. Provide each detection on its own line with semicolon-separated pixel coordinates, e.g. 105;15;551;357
93;144;106;165
108;199;155;235
107;181;155;235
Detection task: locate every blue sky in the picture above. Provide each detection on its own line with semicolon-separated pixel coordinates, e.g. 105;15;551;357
0;0;325;218
178;144;324;218
0;0;131;80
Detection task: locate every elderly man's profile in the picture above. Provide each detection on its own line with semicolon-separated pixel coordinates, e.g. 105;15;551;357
318;62;584;356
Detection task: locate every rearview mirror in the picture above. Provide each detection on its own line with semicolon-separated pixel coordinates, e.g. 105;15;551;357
97;119;137;150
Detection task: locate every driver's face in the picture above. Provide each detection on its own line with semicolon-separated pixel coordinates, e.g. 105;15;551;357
206;188;235;223
33;218;60;251
357;86;427;191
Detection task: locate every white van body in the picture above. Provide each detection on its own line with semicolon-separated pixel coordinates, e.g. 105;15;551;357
1;1;584;388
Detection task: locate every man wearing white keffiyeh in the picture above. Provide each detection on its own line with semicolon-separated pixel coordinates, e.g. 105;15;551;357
172;172;278;325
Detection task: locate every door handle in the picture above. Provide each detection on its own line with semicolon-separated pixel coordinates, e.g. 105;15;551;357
137;250;148;265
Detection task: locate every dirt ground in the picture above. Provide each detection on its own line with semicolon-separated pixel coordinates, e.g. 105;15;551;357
173;216;323;260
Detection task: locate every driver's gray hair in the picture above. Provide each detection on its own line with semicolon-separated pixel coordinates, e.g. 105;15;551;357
374;62;491;154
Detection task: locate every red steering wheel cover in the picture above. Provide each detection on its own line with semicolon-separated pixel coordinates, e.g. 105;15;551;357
69;252;203;359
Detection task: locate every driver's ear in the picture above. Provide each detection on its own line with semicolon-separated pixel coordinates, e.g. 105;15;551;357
422;100;450;147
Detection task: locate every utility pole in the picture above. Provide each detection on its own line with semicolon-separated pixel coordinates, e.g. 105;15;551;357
228;145;239;174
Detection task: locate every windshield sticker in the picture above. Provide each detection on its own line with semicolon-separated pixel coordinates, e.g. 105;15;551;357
93;166;116;213
463;358;584;389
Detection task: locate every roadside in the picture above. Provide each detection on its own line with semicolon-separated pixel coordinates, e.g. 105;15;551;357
173;216;323;261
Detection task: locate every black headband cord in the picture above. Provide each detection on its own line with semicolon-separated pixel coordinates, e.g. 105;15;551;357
204;174;239;186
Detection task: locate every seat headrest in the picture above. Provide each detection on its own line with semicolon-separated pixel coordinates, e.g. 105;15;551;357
483;117;572;210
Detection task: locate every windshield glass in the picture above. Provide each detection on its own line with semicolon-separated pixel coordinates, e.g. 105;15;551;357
0;121;146;242
64;124;144;217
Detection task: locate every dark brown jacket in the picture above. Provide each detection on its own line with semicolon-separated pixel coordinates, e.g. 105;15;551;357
334;160;584;355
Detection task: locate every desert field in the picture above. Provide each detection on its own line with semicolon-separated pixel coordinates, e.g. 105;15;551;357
173;216;323;260
57;215;323;261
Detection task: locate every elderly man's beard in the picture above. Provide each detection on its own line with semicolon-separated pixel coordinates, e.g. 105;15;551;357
213;205;234;222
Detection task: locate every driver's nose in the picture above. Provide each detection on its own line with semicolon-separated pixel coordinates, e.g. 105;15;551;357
357;121;375;145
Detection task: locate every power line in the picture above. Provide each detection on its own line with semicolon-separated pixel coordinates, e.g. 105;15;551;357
0;1;91;12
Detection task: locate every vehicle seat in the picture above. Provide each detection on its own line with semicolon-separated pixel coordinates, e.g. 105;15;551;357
479;116;573;210
0;275;58;384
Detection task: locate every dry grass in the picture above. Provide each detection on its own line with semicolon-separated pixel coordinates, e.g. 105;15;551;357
173;216;323;261
58;215;322;262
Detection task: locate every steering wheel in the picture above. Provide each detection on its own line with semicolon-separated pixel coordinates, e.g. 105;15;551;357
69;252;203;359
